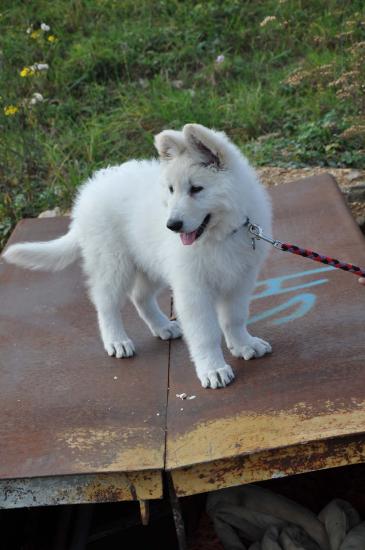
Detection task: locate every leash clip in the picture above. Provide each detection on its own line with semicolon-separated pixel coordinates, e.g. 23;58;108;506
248;223;283;250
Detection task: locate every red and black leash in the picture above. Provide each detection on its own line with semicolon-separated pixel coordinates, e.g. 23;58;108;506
247;221;365;278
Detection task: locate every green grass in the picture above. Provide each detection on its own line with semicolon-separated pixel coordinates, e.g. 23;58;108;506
1;0;364;247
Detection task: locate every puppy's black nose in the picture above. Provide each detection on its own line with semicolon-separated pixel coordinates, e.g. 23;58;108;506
166;219;183;232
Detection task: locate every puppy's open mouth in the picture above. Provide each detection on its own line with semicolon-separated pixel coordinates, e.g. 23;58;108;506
180;214;211;246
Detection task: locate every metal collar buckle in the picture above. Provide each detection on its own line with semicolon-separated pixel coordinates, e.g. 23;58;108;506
248;222;283;251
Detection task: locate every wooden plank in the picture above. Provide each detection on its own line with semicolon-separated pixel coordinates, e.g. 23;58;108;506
0;218;169;490
166;175;365;492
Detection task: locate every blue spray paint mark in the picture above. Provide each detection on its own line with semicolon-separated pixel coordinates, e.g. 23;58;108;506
248;266;334;325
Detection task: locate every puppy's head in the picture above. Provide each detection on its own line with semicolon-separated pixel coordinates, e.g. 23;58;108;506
154;124;236;245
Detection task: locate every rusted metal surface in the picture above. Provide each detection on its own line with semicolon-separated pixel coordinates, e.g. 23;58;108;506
0;218;169;491
166;175;365;493
172;434;365;497
1;174;365;508
0;471;161;509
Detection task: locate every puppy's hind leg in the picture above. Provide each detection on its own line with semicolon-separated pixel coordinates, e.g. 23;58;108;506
85;253;136;358
130;271;182;340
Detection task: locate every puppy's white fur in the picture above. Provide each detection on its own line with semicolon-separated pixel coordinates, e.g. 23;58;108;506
3;124;272;389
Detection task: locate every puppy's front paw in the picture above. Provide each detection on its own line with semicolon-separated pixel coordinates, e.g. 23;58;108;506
230;336;272;360
105;339;135;358
156;320;182;340
199;365;235;389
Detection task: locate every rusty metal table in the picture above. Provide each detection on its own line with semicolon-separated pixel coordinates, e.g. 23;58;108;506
0;218;170;510
166;174;365;496
1;174;365;512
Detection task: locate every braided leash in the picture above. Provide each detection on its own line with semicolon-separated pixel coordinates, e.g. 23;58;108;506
247;221;365;278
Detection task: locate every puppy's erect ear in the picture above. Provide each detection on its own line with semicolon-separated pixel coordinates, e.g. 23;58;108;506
154;130;186;160
183;124;226;169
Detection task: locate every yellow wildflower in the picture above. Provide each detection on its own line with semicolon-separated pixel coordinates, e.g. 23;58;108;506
30;30;41;39
4;105;19;116
20;66;35;77
47;35;57;43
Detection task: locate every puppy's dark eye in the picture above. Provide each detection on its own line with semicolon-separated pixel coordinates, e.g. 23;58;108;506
190;185;204;195
168;186;174;194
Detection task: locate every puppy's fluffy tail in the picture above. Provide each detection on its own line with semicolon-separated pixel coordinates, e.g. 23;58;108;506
3;229;80;272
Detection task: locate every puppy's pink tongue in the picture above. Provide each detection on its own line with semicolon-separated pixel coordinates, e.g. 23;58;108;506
180;231;197;245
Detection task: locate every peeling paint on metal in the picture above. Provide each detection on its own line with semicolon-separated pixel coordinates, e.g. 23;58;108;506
166;399;365;469
171;435;365;497
58;427;165;472
0;470;162;509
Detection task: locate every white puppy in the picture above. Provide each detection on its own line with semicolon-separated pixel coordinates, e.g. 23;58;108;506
3;124;272;389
